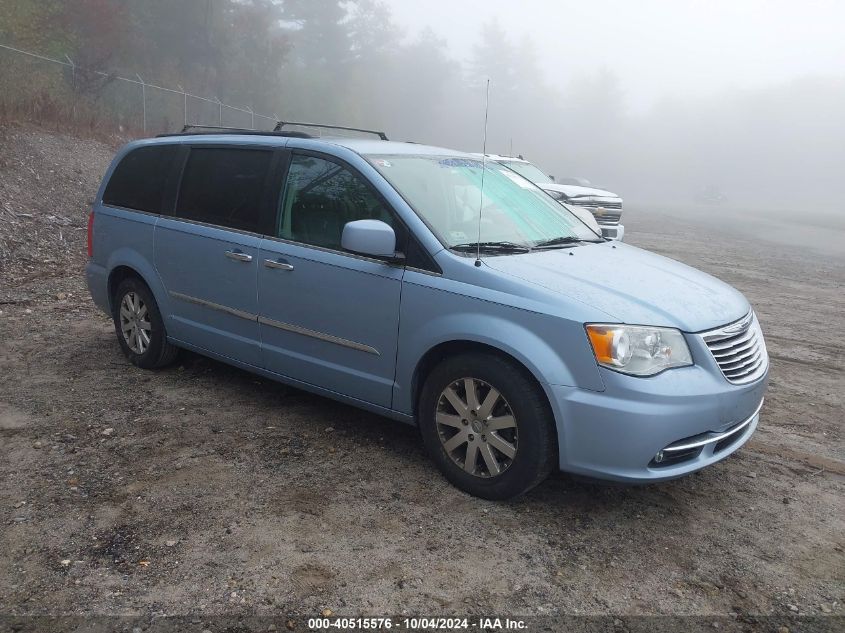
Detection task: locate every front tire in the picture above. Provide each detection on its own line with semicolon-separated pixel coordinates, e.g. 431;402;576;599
418;353;557;500
112;277;179;369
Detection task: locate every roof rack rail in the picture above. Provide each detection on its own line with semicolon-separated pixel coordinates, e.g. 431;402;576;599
156;125;313;138
274;121;388;141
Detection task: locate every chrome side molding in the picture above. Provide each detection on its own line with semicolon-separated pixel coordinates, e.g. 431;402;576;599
169;291;256;322
258;315;380;356
169;291;379;356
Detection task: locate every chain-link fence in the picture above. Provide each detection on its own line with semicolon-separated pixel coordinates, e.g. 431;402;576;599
0;43;278;134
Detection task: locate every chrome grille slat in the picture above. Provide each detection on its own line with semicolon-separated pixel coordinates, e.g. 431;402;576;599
725;365;760;379
712;338;756;356
722;349;763;373
570;200;622;210
706;329;755;350
700;312;768;385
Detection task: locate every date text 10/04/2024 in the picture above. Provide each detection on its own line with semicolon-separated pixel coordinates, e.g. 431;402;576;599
306;617;528;630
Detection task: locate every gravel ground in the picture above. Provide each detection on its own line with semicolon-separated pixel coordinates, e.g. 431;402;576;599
0;123;843;630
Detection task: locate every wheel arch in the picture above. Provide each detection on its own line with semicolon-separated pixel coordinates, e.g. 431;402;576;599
411;339;555;425
105;249;169;316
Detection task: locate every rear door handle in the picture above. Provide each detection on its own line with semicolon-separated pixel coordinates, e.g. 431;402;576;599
264;259;294;271
225;250;253;262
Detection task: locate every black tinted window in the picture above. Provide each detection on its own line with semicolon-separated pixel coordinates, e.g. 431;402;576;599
279;154;396;250
175;148;272;232
102;145;178;213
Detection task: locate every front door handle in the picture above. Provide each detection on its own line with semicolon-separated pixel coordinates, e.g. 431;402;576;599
225;250;253;262
264;259;294;271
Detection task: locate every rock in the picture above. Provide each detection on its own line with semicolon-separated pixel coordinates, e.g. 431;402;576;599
267;625;277;632
60;559;71;566
286;621;296;631
325;427;334;433
101;428;114;436
13;501;26;508
165;539;178;547
777;626;789;633
746;471;757;479
56;292;67;300
787;604;799;612
820;604;832;614
321;608;333;617
782;497;790;504
32;440;42;449
328;447;336;454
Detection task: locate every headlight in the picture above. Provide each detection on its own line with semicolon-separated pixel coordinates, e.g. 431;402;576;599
585;324;692;376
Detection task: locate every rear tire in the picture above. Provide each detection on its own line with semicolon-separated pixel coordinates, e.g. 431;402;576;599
418;353;557;500
112;277;179;369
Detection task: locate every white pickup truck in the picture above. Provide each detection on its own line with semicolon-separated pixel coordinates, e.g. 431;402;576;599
485;155;625;241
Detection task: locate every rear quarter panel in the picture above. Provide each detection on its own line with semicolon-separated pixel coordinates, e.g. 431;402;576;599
92;205;170;315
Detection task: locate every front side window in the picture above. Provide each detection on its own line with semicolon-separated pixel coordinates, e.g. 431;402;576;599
279;154;396;250
367;155;598;250
103;145;178;213
175;147;273;232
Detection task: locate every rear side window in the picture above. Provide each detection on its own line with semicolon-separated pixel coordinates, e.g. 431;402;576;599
102;145;178;213
175;147;273;233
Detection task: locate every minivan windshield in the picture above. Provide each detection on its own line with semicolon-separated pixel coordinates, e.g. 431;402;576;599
367;155;599;250
498;160;554;186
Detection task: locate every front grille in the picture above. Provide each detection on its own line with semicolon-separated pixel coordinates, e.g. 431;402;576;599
701;312;768;384
570;199;622;210
570;203;622;225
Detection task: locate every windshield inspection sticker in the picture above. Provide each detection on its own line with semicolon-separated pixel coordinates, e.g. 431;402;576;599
439;158;484;169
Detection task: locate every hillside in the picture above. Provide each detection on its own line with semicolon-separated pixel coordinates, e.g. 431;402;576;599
0;124;116;287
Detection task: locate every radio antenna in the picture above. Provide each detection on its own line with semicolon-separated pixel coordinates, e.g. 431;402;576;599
475;78;491;268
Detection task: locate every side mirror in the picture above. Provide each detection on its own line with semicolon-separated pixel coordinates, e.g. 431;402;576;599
549;175;556;182
341;219;397;258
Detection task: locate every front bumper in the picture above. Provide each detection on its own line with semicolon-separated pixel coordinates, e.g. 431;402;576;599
545;361;768;483
600;223;624;241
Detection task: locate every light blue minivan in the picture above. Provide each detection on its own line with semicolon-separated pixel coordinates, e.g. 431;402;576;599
85;125;768;499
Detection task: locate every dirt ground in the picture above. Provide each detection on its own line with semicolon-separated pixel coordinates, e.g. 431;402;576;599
1;124;843;628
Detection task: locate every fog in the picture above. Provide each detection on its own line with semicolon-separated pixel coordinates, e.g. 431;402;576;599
3;0;843;211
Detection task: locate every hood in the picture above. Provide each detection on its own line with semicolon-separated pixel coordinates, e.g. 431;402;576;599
541;183;620;200
483;242;749;332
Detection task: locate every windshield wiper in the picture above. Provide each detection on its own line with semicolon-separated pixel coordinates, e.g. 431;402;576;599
534;236;603;248
450;241;532;254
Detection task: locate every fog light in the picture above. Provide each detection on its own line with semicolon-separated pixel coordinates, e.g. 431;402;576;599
654;450;665;464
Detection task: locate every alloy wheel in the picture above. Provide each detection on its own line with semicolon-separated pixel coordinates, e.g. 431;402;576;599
435;377;519;478
119;292;151;355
